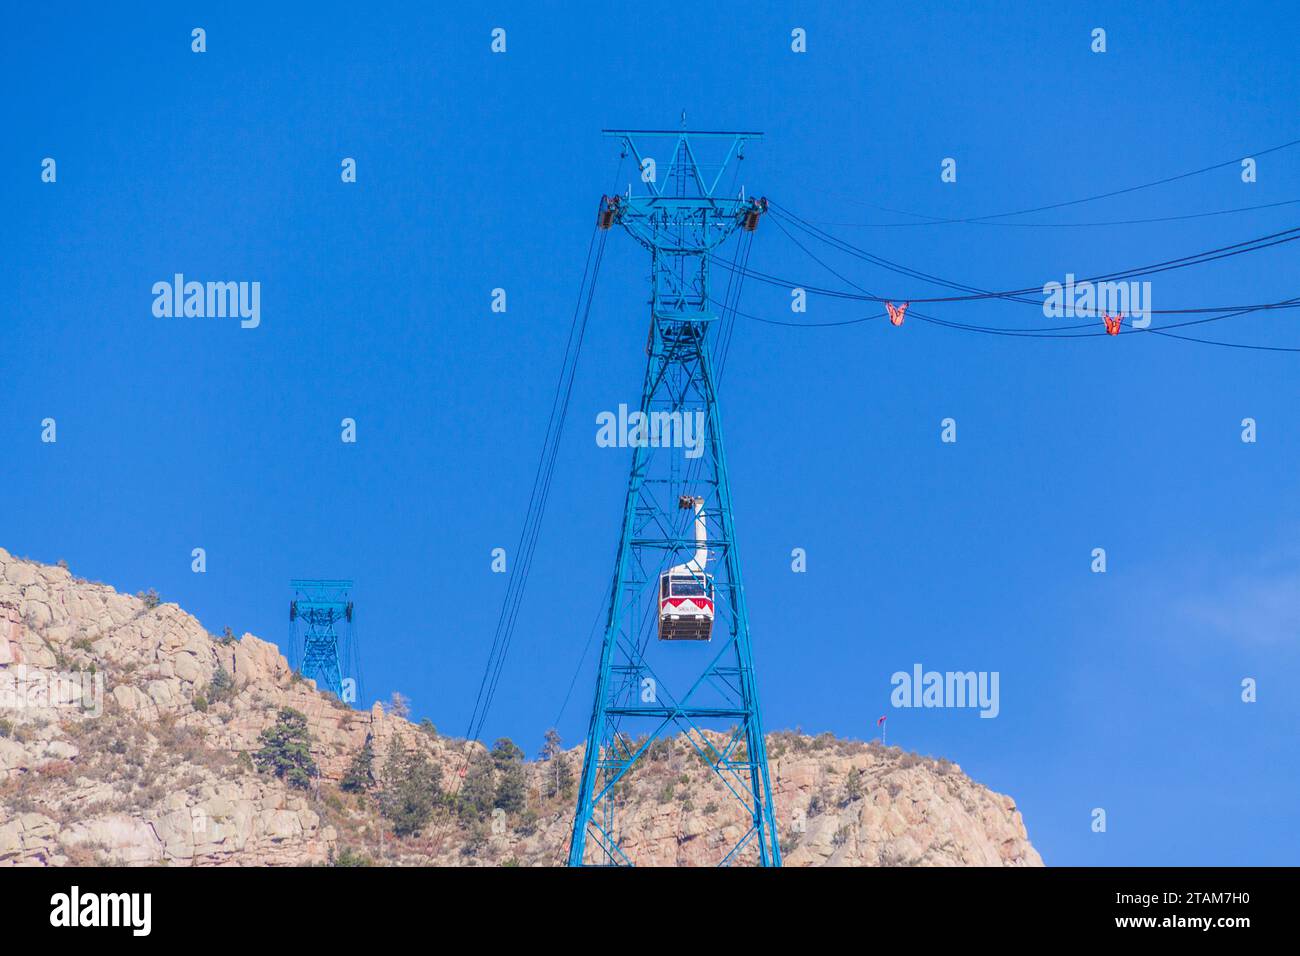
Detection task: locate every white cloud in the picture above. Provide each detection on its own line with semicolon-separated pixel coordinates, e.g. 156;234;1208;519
1175;566;1299;646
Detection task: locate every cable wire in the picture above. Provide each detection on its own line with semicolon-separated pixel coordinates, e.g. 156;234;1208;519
847;136;1300;224
464;219;609;752
809;197;1300;229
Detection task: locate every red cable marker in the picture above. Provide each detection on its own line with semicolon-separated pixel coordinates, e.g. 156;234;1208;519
886;301;909;327
1102;313;1122;335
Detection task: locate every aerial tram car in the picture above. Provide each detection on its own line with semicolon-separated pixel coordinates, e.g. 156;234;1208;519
658;495;715;641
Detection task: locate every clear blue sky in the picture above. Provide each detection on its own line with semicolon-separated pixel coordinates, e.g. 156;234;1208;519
4;1;1298;865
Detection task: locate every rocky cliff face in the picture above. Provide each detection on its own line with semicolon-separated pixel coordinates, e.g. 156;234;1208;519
0;547;1041;867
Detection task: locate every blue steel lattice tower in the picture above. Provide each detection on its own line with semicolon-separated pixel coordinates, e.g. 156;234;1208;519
568;126;781;866
289;579;354;699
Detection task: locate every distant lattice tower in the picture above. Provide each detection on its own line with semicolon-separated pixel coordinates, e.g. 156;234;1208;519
289;579;358;702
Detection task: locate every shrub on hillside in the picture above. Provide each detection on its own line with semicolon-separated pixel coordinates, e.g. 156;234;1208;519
204;666;235;706
331;847;373;867
842;769;864;805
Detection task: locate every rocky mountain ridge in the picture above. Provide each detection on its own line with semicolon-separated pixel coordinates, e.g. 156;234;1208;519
0;546;1041;866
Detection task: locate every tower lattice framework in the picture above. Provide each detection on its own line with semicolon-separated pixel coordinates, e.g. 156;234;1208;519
568;126;781;866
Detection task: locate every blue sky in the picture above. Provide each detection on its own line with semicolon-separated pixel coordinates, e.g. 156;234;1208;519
3;1;1298;865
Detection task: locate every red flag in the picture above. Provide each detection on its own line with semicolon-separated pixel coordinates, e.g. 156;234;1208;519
876;715;887;726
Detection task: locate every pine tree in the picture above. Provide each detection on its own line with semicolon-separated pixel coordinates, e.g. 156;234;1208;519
540;728;563;761
492;737;527;814
206;665;235;705
386;691;411;720
458;751;496;822
540;728;568;798
253;708;317;790
843;768;864;805
377;738;441;837
555;751;574;799
341;734;376;793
